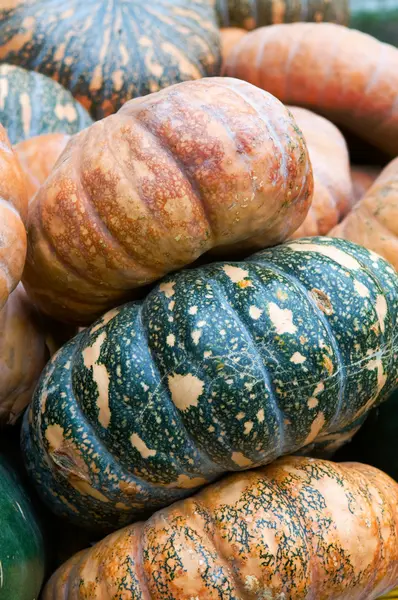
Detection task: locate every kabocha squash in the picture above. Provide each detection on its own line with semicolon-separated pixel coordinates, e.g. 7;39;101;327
223;23;398;156
43;456;398;600
0;1;221;121
351;165;381;204
0;64;92;144
288;107;352;238
15;133;70;202
216;0;349;29
330;157;398;271
0;454;45;600
0;123;27;311
22;237;398;531
0;284;50;425
22;77;313;325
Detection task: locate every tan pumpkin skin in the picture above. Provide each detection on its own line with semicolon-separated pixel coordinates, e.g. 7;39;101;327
0;124;28;310
43;456;398;600
223;23;398;156
330;157;398;271
351;165;381;204
220;27;247;65
288;107;352;238
23;77;313;324
0;284;49;425
14;133;70;202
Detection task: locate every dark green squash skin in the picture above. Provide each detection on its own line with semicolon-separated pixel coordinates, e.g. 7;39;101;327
22;237;398;531
0;455;46;600
0;64;93;144
0;0;221;121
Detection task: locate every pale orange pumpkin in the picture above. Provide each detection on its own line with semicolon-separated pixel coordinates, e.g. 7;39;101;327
351;165;381;204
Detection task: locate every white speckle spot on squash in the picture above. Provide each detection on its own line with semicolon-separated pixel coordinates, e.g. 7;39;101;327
244;575;260;592
166;334;175;347
313;382;325;396
70;479;109;503
204;351;212;358
191;330;202;345
189;306;198;315
91;307;121;334
367;356;387;395
160;281;176;298
257;409;265;422
223;265;250;283
304;412;326;445
288;242;361;270
54;103;77;122
308;397;319;409
168;300;175;311
20;92;32;136
375;295;387;334
130;433;157;459
231;452;252;467
168;373;204;411
45;424;65;451
249;305;263;320
236;412;245;420
0;77;8;110
354;280;370;298
174;474;207;489
83;332;111;428
244;421;253;435
268;302;297;335
290;352;306;364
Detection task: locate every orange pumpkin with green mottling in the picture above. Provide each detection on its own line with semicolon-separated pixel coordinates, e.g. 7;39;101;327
43;456;398;600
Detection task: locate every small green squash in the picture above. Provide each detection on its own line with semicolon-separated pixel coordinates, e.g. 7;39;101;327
0;64;92;144
22;237;398;531
0;454;45;600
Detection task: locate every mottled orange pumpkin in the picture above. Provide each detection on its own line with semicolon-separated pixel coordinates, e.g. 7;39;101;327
23;77;313;324
0;124;28;310
14;133;70;202
351;165;381;204
288;107;352;238
43;456;398;600
330;157;398;271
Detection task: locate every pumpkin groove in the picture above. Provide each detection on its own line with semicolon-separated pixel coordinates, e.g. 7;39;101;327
22;237;398;531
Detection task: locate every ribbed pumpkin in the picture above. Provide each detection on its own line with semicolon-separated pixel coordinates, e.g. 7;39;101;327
22;77;313;325
223;23;398;156
0;1;221;121
330;157;398;271
14;133;70;201
0;64;92;144
288;107;352;238
0;455;46;600
216;0;349;29
22;237;398;531
351;165;381;204
0;123;27;310
43;456;398;600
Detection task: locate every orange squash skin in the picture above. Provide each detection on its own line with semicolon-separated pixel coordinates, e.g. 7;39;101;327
330;157;398;271
288;107;352;238
0;123;28;310
220;27;247;65
14;133;70;202
43;456;398;600
23;77;313;325
223;23;398;157
351;165;381;204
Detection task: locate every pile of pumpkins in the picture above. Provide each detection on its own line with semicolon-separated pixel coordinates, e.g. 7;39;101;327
1;1;398;599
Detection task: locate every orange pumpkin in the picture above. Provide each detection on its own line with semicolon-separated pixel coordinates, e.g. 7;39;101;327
23;77;313;324
288;107;352;238
0;124;28;310
14;133;70;202
223;23;398;156
43;456;398;600
220;27;247;65
330;157;398;271
351;165;381;204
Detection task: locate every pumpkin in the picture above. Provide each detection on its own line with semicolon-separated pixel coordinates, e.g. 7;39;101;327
21;236;398;531
14;133;70;202
350;1;398;47
22;77;313;325
288;107;352;238
216;0;349;29
0;454;46;600
0;284;50;425
0;123;27;311
351;165;382;204
220;27;247;65
0;1;221;121
223;23;398;157
330;157;398;271
0;64;92;144
42;455;398;600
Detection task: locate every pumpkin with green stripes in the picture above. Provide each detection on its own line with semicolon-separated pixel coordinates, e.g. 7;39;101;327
22;237;398;531
0;64;92;144
0;1;221;120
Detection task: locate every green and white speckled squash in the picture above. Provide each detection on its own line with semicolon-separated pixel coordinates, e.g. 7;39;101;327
0;1;221;120
0;64;92;144
22;237;398;531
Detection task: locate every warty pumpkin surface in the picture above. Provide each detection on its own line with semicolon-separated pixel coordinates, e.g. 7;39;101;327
0;0;221;120
22;237;398;530
0;64;92;144
43;456;398;600
22;77;313;325
0;123;28;311
330;157;398;271
223;22;398;156
216;0;349;29
14;132;70;202
288;107;352;238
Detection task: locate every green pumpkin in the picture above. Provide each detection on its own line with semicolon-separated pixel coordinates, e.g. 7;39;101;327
350;0;398;47
0;454;46;600
0;1;221;120
0;64;92;144
22;237;398;531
